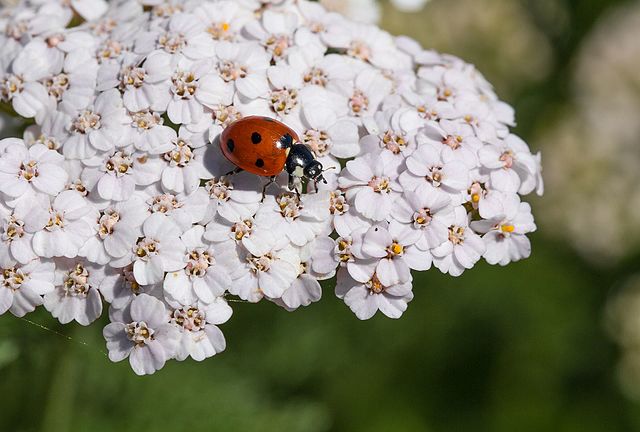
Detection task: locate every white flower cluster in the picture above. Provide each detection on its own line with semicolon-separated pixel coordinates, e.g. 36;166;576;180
0;0;542;375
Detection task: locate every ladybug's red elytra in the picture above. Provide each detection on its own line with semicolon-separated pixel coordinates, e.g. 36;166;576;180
220;116;326;192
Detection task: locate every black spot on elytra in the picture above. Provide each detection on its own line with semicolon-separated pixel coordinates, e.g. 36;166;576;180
226;139;235;152
251;132;262;144
255;158;265;168
264;117;275;122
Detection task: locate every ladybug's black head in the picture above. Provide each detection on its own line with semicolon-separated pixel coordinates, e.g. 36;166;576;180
304;160;326;184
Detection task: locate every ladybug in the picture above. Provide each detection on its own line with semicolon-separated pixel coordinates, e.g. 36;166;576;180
220;116;326;192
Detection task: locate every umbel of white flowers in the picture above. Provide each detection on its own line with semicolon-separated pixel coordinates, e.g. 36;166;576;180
0;0;543;375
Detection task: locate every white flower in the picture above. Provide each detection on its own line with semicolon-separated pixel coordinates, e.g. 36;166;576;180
193;1;253;44
255;190;330;247
100;264;163;312
360;108;424;159
0;139;68;198
169;298;231;361
164;225;232;305
28;190;97;259
103;293;180;375
0;200;38;266
230;231;300;302
245;10;299;63
44;258;104;325
62;89;128;159
41;48;99;112
470;193;536;266
274;244;322;311
99;51;173;113
360;222;431;286
201;172;262;223
159;133;212;195
23;111;71;151
126;109;177;154
432;206;486;276
81;147;164;201
215;41;271;100
336;268;413;320
125;213;186;286
135;12;214;60
338;151;402;221
79;197;149;264
479;134;539;195
0;258;55;317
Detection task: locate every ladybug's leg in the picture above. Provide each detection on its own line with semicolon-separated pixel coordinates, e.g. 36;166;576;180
288;174;301;198
261;176;277;201
224;167;244;177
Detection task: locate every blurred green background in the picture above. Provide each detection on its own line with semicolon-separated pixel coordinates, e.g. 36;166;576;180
2;0;640;431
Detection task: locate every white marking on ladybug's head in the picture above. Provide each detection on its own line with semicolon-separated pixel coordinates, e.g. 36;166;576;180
293;166;305;178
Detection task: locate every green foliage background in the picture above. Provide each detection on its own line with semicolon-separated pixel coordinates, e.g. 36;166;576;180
1;0;639;431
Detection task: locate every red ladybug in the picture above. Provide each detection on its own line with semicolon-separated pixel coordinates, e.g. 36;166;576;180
220;116;326;191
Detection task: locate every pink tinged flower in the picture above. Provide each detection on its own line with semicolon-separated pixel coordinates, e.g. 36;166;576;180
255;191;330;247
338;151;402;222
330;68;393;121
0;140;68;198
432;206;486;277
470;194;536;266
163;226;232;305
394;186;454;251
335;269;413;320
44;258;104;326
100;264;162;312
360;222;430;287
0;202;38;266
170;298;231;362
0;259;55;317
479;134;539;195
132;213;187;286
62;88;128;159
230;234;300;302
29;190;97;259
79;197;149;265
400;140;469;198
216;41;271;100
103;293;180;376
422;119;483;168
